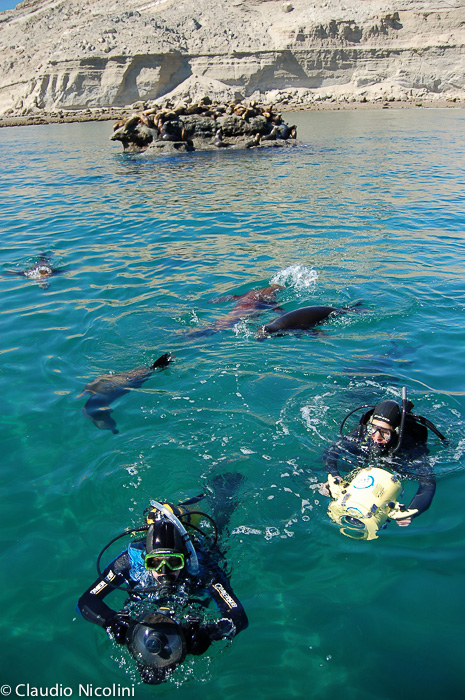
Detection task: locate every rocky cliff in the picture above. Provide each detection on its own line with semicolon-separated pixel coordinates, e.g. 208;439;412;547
0;0;463;119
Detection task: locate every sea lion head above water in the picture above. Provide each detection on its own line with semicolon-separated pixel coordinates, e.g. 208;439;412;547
23;263;53;280
5;254;64;289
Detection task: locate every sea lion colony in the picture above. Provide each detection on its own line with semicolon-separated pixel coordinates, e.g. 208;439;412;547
111;97;297;153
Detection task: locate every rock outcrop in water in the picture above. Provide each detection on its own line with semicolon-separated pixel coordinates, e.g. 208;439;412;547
0;0;464;123
111;98;297;152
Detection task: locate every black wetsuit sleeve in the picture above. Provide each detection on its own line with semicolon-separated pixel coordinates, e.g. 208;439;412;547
77;551;130;628
324;431;363;478
206;570;248;637
405;456;436;518
324;440;344;478
183;556;248;656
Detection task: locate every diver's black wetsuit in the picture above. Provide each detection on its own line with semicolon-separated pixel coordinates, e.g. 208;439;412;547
324;425;436;519
77;541;248;654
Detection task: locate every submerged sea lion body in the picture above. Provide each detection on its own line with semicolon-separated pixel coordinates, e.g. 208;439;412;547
259;302;362;337
79;353;172;434
188;285;284;338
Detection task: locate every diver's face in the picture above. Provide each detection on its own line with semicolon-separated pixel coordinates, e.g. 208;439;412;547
369;419;394;445
144;550;185;588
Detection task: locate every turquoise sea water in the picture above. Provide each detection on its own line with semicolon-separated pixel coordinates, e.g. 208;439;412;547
1;108;465;700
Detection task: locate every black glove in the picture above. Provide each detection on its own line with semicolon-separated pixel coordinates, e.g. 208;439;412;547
182;620;212;656
106;612;133;644
205;617;235;641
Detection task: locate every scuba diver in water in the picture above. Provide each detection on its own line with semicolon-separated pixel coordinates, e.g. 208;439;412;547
320;389;447;537
77;477;248;684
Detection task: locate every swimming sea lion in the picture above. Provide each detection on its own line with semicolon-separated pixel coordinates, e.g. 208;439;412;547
79;352;172;434
257;302;363;337
213;285;285;327
5;254;64;289
188;285;284;338
206;471;246;534
189;284;284;337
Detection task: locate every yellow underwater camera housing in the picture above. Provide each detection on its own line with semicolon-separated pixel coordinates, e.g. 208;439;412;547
327;468;418;540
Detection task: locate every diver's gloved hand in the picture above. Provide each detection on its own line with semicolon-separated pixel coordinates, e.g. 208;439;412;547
182;619;212;656
205;617;235;641
106;612;133;644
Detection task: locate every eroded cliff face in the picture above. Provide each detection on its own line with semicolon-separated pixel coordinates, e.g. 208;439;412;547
0;0;463;117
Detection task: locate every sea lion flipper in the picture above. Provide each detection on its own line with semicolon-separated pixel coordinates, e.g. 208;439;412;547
206;471;246;534
343;299;365;311
150;352;173;370
82;405;119;434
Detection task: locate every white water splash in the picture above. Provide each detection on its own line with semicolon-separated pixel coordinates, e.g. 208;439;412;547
301;398;332;441
231;525;262;536
271;265;319;294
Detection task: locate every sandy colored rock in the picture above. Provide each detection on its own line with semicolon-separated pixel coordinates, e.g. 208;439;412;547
0;0;463;125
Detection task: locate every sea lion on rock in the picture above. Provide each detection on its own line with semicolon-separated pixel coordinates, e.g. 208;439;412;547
261;126;278;141
213;128;230;148
276;124;297;139
245;133;261;148
79;352;172;434
111;118;157;150
188;285;284;338
258;302;363;337
110;99;297;153
160;121;182;141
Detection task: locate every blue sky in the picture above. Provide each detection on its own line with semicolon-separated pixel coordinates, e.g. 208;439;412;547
0;0;19;11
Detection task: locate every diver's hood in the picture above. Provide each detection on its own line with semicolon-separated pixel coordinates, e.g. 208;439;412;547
126;611;186;681
372;400;401;429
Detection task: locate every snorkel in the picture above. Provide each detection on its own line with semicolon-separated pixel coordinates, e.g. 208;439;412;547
390;386;407;455
148;501;199;576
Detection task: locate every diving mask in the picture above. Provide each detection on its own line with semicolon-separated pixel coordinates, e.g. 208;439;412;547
366;422;393;441
145;550;185;572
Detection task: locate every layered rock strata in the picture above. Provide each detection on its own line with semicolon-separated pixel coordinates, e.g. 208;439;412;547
0;0;463;120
